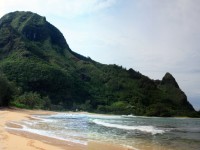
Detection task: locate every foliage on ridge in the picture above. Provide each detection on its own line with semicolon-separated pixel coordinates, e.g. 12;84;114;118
0;11;198;117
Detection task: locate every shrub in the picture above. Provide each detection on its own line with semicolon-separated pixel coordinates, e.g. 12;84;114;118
0;74;17;106
12;92;45;109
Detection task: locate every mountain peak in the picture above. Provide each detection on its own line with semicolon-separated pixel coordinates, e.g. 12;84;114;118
161;72;179;88
0;11;46;30
0;11;68;49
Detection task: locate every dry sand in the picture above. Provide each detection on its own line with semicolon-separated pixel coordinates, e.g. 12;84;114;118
0;108;134;150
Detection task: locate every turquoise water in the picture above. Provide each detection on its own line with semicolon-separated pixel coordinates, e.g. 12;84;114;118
7;113;200;150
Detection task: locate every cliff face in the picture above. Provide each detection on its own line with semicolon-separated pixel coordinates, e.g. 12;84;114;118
0;11;197;117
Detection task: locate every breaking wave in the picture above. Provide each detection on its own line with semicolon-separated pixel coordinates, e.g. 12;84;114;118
92;119;165;135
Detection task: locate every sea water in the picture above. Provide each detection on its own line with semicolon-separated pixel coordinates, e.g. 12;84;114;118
6;113;200;150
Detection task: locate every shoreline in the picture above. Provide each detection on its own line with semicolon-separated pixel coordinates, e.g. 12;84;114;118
0;108;135;150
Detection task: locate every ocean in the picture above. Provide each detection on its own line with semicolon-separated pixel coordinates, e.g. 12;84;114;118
6;113;200;150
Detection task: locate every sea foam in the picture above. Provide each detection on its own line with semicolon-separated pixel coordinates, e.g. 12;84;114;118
92;119;164;135
5;124;87;145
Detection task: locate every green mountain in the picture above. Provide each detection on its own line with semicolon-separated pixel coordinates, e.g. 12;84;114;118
0;11;197;117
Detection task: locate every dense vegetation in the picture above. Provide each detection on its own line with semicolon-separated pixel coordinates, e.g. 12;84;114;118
0;11;198;117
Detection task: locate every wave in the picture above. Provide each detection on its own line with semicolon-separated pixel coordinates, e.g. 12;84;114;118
92;119;165;135
5;124;87;145
88;114;121;119
41;113;88;119
40;113;121;120
121;114;136;118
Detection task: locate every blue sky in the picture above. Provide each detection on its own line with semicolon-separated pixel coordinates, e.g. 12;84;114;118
1;0;200;110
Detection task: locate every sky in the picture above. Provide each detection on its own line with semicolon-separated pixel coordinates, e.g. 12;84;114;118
0;0;200;110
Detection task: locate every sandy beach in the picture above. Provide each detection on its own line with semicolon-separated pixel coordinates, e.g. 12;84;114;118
0;108;134;150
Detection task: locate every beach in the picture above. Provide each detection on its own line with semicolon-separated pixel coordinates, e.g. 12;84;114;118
1;108;200;150
0;108;134;150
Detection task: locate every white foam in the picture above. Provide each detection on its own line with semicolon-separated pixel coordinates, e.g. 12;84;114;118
122;144;140;150
32;115;58;123
7;121;26;128
92;119;164;135
121;114;136;118
43;113;87;119
29;115;43;120
5;125;87;145
88;114;121;119
22;120;38;126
